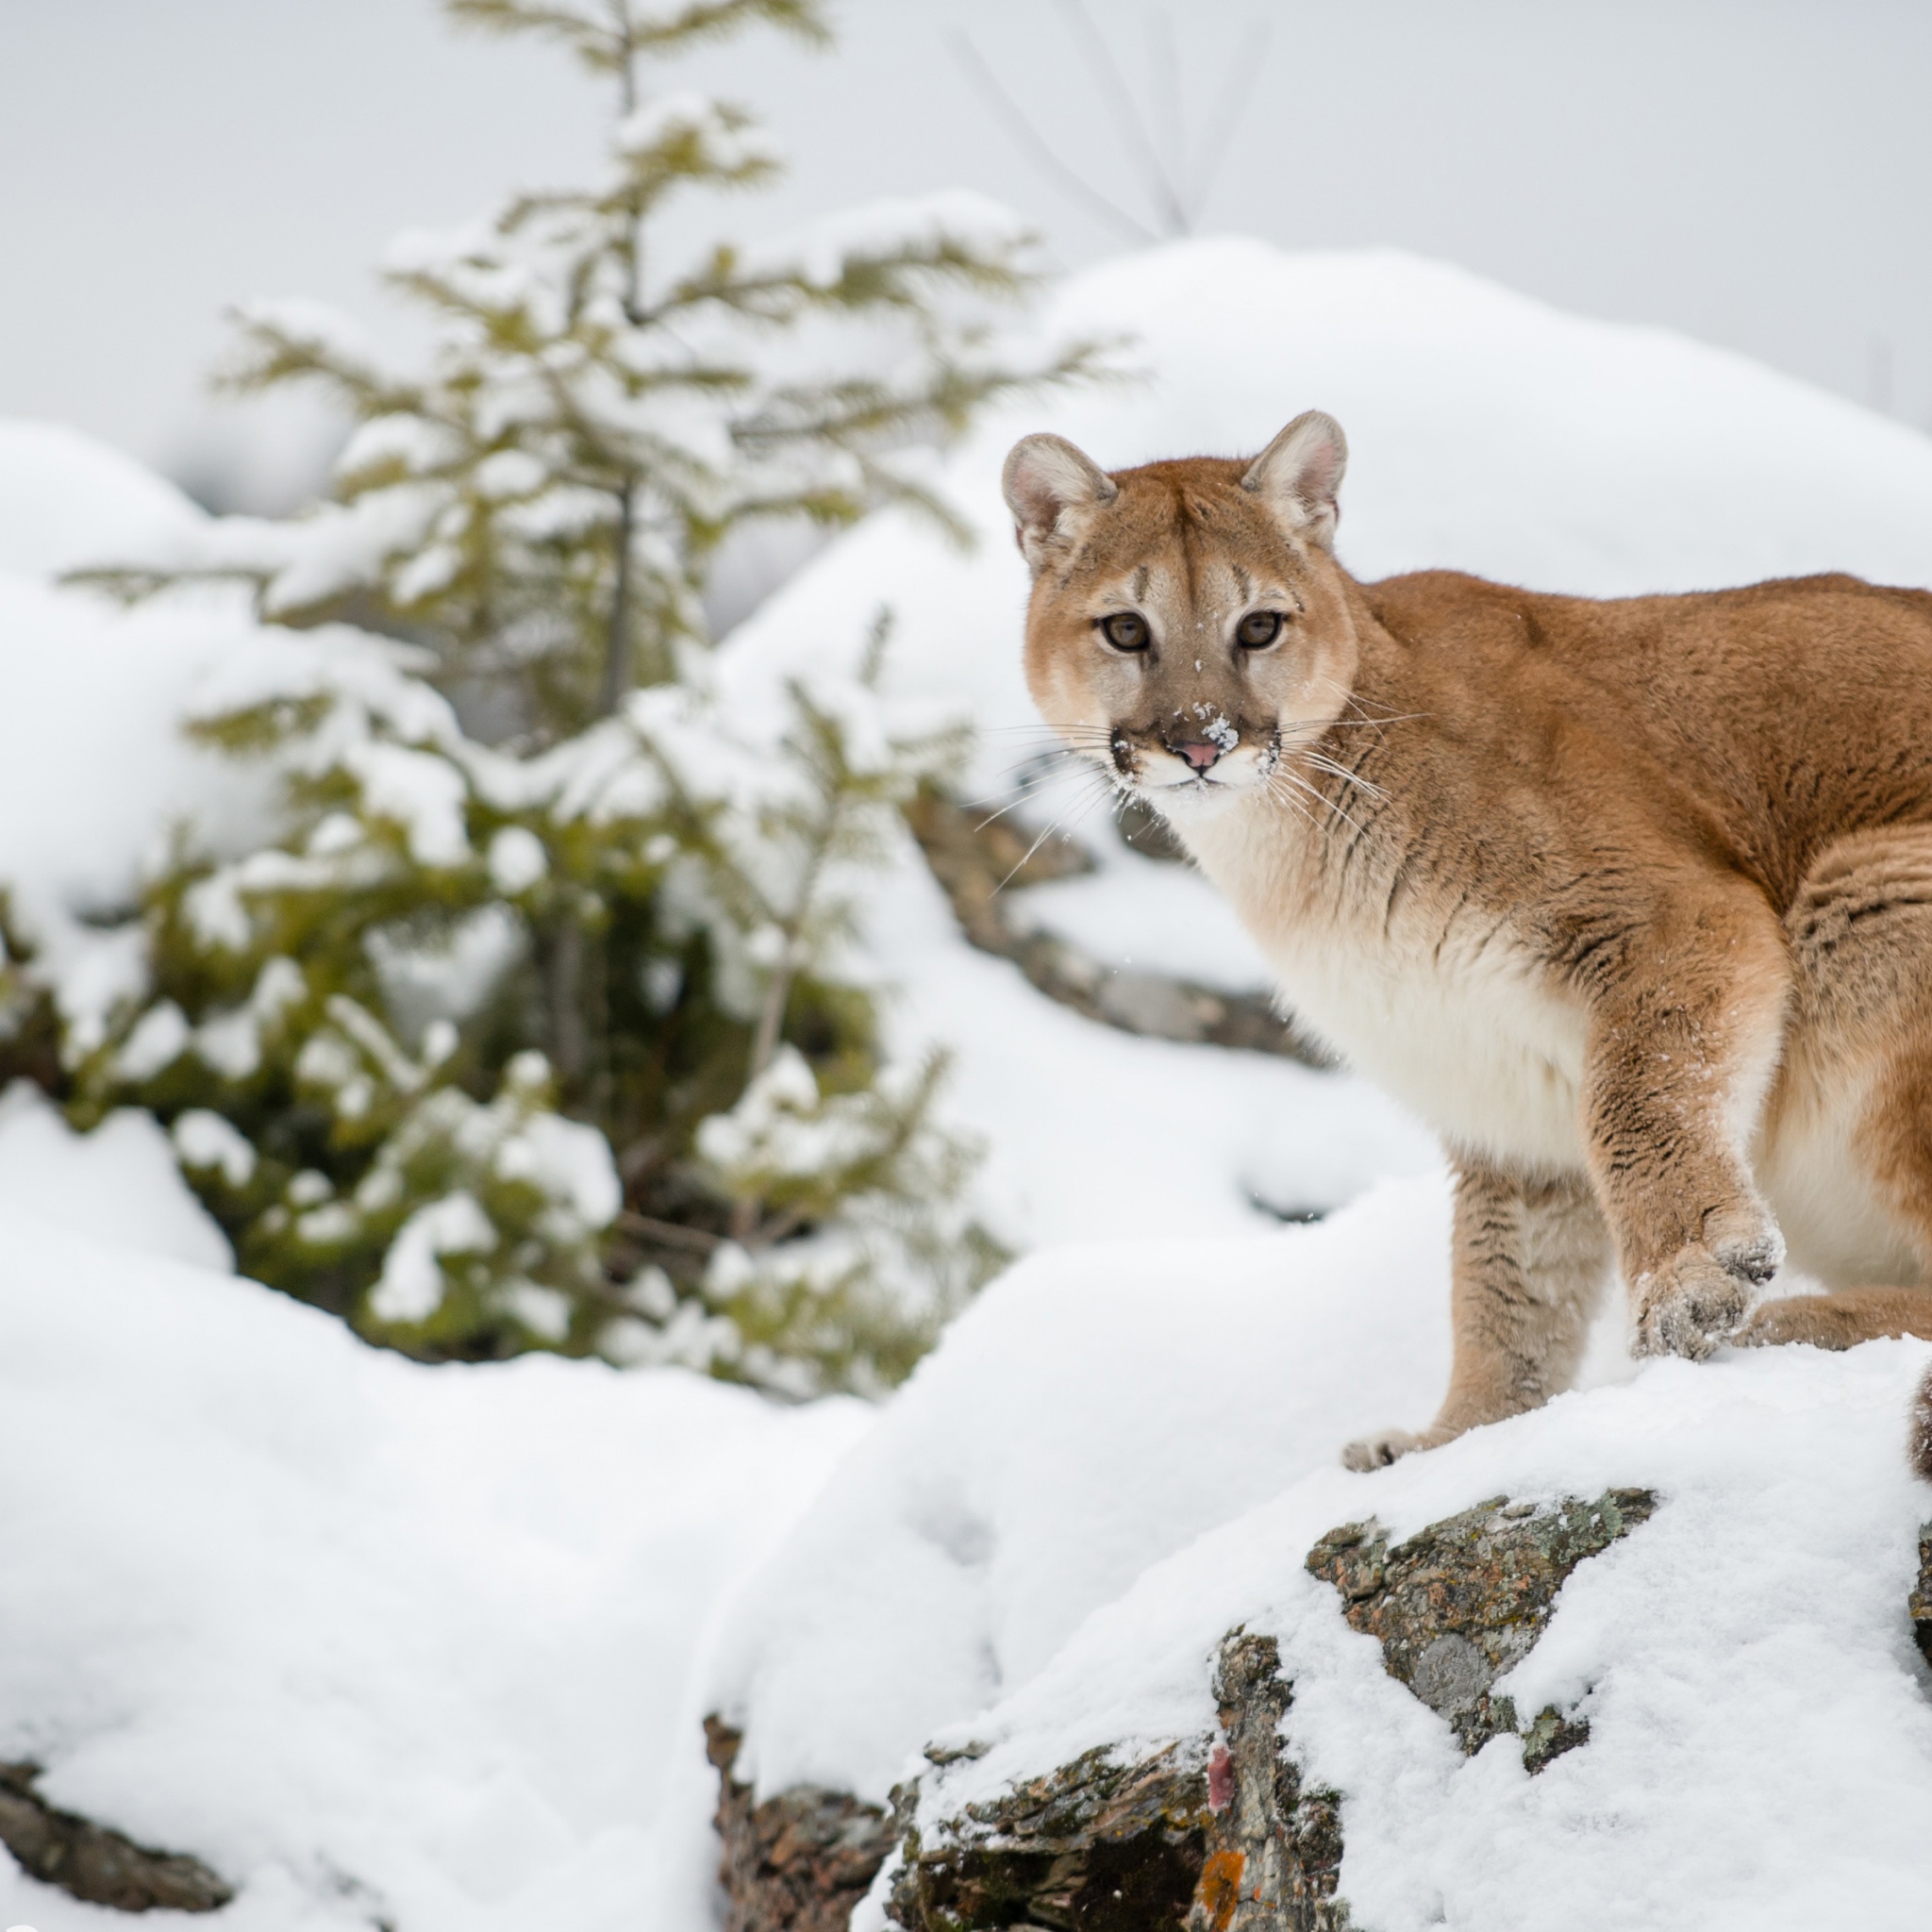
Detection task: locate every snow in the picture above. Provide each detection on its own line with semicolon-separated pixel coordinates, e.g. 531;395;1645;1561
0;574;277;1049
743;190;1036;290
0;419;206;579
616;92;782;175
0;1078;231;1271
0;1206;870;1931
1005;842;1276;992
709;1174;1932;1930
172;1106;259;1188
858;830;1436;1242
708;1174;1460;1803
7;237;1932;1926
372;1190;500;1322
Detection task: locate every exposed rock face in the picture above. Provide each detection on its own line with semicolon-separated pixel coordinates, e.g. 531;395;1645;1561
708;1718;898;1932
1911;1524;1932;1670
0;1759;232;1912
890;1739;1209;1932
1197;1633;1348;1932
1306;1489;1657;1766
711;1491;1657;1930
885;1633;1346;1932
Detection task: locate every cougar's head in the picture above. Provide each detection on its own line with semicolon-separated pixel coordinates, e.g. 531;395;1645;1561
1003;412;1358;824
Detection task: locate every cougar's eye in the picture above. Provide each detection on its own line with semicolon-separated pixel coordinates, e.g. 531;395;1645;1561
1237;610;1284;649
1099;611;1150;652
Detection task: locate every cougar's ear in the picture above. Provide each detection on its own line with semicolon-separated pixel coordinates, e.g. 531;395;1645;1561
1002;433;1118;575
1241;410;1347;551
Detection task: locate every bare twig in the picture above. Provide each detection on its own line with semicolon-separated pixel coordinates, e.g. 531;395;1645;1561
1053;0;1191;236
947;31;1160;246
1185;15;1274;220
617;1209;724;1254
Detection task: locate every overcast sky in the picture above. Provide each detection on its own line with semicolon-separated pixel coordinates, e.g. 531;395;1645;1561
5;0;1931;505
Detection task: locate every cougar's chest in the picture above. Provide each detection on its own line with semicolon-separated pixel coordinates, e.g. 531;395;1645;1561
1185;815;1591;1168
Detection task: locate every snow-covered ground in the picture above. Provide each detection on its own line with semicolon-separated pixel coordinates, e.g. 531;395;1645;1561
0;1177;869;1932
711;1176;1932;1930
6;239;1932;1925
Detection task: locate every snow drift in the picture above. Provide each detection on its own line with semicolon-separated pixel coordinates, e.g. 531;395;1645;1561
0;1203;868;1930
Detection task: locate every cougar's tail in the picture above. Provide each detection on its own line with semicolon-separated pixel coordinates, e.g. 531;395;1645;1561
1912;1366;1932;1484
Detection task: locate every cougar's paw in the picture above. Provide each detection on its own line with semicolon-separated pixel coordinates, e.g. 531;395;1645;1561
1734;1296;1840;1350
1341;1425;1457;1471
1707;1213;1785;1287
1633;1245;1756;1359
1341;1428;1415;1472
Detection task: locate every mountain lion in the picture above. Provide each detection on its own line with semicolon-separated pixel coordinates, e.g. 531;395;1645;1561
1003;411;1932;1469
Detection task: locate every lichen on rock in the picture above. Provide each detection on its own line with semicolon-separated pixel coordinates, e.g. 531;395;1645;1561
1305;1488;1657;1766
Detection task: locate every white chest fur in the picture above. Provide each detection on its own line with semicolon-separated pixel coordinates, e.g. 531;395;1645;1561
1178;805;1590;1171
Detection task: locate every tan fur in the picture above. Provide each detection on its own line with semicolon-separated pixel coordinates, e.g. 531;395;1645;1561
1003;415;1932;1468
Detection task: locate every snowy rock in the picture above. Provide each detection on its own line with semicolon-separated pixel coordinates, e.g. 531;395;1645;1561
0;1761;230;1914
882;1630;1343;1932
1303;1490;1657;1768
708;1170;1932;1930
708;1719;896;1932
716;1496;1654;1932
900;789;1327;1066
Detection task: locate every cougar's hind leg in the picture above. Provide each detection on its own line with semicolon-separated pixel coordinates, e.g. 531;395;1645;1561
1743;1028;1932;1347
1343;1161;1609;1470
1748;827;1932;1351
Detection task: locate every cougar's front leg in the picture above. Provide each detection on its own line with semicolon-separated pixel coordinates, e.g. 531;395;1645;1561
1343;1161;1610;1470
1580;892;1793;1358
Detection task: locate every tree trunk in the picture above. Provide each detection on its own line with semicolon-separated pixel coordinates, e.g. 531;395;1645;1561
600;477;638;717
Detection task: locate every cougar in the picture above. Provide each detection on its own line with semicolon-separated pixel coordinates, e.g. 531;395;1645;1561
1003;411;1932;1470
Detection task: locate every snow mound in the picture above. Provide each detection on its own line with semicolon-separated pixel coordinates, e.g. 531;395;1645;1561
0;1208;870;1930
709;1172;1932;1930
0;419;206;580
0;1079;231;1269
708;1173;1457;1802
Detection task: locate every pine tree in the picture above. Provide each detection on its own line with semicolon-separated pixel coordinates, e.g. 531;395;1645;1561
109;0;1080;730
47;0;1093;1390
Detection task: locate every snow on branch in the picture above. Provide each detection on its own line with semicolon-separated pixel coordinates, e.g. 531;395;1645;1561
446;0;829;70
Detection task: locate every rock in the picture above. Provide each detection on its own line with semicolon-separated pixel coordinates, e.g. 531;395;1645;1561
707;1717;898;1932
1305;1489;1657;1765
1198;1633;1348;1932
711;1491;1656;1929
883;1632;1347;1932
1911;1524;1932;1670
0;1759;232;1912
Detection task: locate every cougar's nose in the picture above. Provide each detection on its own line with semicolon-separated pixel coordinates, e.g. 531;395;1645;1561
1170;737;1225;772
